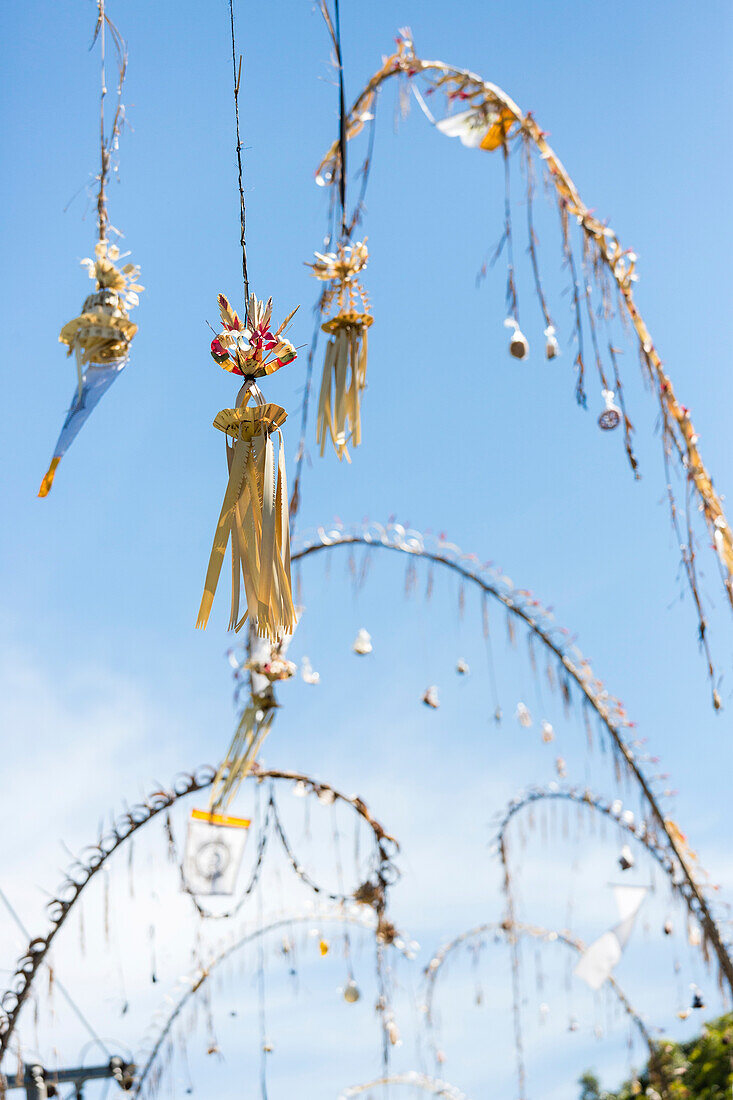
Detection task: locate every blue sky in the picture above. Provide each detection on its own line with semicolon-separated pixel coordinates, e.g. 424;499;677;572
0;0;732;1097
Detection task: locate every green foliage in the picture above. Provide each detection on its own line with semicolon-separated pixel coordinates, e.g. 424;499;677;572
579;1014;733;1100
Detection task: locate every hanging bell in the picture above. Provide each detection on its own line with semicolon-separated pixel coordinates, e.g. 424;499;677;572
494;706;503;723
422;685;440;709
319;939;329;956
691;988;705;1010
541;720;554;743
598;388;621;431
456;658;470;675
618;844;635;871
515;702;532;728
544;325;559;360
352;628;373;655
343;978;361;1004
555;756;567;778
505;318;529;360
663;918;674;936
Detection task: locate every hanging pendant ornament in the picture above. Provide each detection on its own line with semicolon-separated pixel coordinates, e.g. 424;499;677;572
598;388;622;431
504;317;529;360
308;241;373;461
39;4;142;497
197;293;298;641
515;701;532;728
422;685;440;709
352;627;373;655
544;325;559;361
456;657;470;675
343;978;361;1004
618;844;635;871
301;656;321;685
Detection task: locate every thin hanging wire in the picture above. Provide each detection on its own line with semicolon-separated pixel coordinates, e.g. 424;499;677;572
334;0;347;238
92;0;126;243
290;0;348;528
256;786;269;1100
228;0;250;313
97;0;108;241
319;0;348;238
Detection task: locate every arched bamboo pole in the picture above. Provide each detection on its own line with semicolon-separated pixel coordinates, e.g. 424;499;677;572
338;1073;471;1099
314;37;732;702
0;766;397;1070
291;521;733;994
423;919;668;1099
133;907;410;1097
494;785;717;968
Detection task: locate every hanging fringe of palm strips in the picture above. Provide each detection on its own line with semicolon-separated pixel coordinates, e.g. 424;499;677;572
307;241;372;461
210;698;275;810
197;293;298;641
314;32;733;706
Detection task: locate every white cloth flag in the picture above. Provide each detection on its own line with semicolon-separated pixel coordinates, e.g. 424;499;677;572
574;884;648;990
182;809;250;896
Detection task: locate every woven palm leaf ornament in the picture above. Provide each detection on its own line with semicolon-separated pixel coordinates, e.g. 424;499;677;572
313;32;733;707
196;2;298;643
308;241;372;461
39;2;142;498
196;293;298;640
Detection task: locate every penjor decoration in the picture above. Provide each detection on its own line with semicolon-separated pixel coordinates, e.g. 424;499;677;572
39;3;141;497
196;293;298;641
309;240;372;461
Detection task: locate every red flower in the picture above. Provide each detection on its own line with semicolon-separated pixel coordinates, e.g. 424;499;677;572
211;337;228;359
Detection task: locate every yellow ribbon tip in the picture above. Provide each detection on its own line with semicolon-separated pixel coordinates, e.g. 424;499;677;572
38;457;61;498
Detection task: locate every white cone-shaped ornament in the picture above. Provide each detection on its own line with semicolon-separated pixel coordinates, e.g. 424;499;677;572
515;701;532;728
301;656;320;684
352;628;373;655
422;685;440;709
